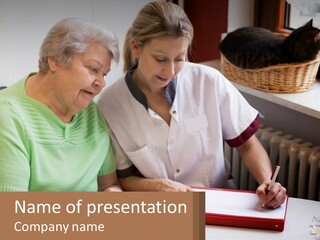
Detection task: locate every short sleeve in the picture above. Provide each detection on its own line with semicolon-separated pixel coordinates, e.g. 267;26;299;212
226;115;260;147
216;73;259;143
0;102;30;191
98;131;117;176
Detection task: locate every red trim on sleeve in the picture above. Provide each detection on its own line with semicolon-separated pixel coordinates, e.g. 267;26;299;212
225;115;260;148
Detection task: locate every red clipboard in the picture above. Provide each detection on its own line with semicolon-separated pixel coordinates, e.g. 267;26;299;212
193;187;288;231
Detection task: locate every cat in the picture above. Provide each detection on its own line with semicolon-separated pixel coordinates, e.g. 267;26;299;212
219;19;320;69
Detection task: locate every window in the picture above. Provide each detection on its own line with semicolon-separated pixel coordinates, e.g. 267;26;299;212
285;0;319;29
254;0;317;34
254;0;291;34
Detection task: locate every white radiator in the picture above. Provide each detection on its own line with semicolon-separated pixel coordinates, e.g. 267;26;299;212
224;126;320;201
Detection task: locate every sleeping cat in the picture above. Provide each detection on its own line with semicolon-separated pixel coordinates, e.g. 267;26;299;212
219;19;320;69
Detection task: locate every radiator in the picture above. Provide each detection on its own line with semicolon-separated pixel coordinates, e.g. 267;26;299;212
224;126;320;201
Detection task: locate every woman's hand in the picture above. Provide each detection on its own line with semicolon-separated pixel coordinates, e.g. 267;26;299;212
102;185;123;192
154;179;193;192
118;176;193;192
256;180;287;208
98;172;123;192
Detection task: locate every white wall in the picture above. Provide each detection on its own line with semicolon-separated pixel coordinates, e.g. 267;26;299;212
228;0;254;32
0;0;153;88
0;0;256;88
1;0;267;128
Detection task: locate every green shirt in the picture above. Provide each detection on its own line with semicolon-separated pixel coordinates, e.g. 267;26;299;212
0;74;116;191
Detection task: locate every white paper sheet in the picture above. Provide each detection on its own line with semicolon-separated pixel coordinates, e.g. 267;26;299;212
193;188;288;219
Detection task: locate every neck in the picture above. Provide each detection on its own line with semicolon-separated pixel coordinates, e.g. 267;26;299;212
25;73;75;123
132;70;164;96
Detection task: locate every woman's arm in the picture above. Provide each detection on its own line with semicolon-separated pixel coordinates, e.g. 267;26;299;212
0;103;30;191
236;135;287;208
119;175;193;192
236;135;271;184
98;172;122;192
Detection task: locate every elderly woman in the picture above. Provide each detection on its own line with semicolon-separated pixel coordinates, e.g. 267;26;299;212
0;18;122;192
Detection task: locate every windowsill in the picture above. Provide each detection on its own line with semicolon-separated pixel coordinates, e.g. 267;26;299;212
200;59;320;120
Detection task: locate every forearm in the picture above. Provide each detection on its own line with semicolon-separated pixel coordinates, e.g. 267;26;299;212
236;135;272;185
237;135;287;208
119;176;193;192
119;176;159;191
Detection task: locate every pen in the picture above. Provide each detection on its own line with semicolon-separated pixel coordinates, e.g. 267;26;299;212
268;165;280;191
262;165;280;208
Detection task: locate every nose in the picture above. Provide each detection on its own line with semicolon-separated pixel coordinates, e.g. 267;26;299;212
163;61;175;78
96;72;106;88
93;73;105;90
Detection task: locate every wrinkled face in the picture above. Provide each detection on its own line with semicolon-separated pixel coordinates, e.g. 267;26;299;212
131;36;189;91
51;41;112;113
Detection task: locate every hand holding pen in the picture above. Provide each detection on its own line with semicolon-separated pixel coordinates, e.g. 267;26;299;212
268;165;281;192
256;165;287;209
262;165;280;208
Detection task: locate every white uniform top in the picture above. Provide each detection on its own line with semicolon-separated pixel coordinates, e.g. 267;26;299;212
98;62;259;188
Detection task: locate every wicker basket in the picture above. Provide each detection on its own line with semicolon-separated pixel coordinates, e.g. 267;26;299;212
221;55;320;93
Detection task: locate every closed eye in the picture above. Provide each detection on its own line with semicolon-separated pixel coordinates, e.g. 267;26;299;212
175;58;185;62
88;66;99;74
155;57;166;62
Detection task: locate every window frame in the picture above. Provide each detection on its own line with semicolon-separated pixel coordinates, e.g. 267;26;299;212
254;0;292;35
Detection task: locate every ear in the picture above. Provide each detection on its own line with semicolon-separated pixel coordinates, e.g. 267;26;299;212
307;19;313;27
47;57;58;72
130;38;141;59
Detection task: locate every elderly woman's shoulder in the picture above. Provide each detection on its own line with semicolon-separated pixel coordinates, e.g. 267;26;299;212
0;82;22;102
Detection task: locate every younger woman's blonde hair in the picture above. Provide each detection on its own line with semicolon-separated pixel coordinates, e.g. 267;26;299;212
123;1;194;71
